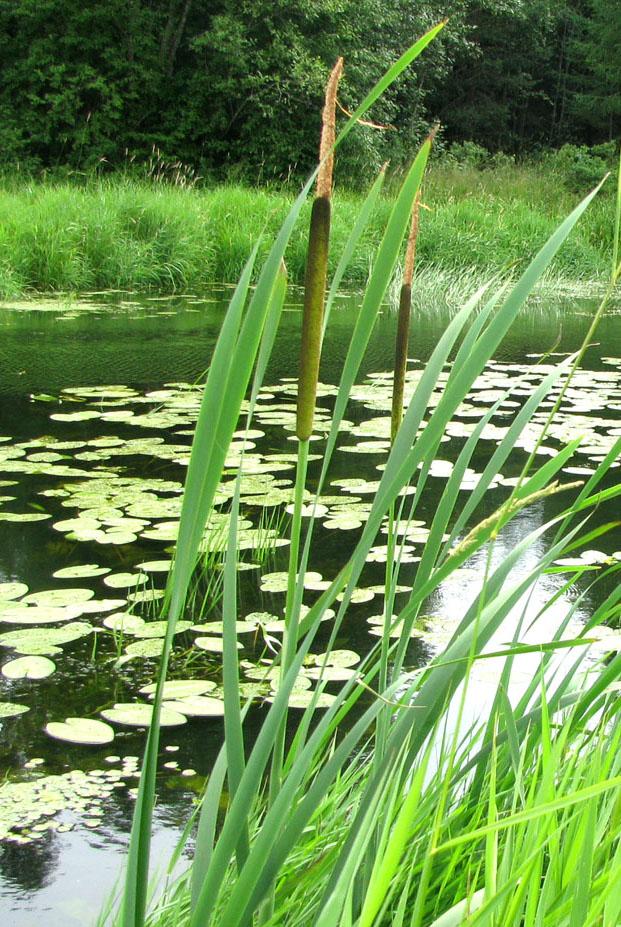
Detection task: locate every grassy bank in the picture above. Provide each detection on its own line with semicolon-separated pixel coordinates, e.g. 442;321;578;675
0;162;614;301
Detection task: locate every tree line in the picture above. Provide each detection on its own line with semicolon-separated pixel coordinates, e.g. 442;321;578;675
0;0;618;183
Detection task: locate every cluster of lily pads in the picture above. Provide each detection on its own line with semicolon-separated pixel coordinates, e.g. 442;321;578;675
2;353;621;760
0;754;164;844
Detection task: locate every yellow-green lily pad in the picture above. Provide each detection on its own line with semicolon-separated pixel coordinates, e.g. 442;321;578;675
0;701;30;718
162;696;225;717
101;702;187;727
45;717;115;745
2;656;56;679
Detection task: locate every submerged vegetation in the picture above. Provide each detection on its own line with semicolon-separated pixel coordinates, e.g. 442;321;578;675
0;153;616;301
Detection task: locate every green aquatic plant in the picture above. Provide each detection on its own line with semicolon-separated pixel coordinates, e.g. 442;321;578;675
106;31;621;927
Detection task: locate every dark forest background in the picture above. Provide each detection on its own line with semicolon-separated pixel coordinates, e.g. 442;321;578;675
1;0;618;183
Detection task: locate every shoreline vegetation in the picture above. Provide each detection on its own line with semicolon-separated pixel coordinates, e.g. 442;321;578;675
0;160;615;303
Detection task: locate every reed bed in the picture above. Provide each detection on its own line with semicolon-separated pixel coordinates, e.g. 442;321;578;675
102;25;621;927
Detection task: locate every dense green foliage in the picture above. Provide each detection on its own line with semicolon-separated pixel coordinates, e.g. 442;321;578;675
0;162;613;299
0;1;619;184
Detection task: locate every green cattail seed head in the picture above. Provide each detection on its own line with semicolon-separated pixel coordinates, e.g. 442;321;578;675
296;195;331;441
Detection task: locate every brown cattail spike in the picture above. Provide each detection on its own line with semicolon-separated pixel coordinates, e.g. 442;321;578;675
317;57;344;199
403;190;421;287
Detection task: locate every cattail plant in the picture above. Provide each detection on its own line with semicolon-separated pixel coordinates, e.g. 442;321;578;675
390;126;437;444
390;189;421;444
268;58;345;822
296;57;343;443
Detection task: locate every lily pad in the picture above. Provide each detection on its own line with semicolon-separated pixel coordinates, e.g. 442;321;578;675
305;649;360;668
103;572;148;589
0;621;92;654
195;636;242;653
45;718;115;745
124;639;165;658
132;620;191;638
101;702;187;727
0;701;30;718
102;613;146;634
135;560;171;573
0;605;79;625
22;588;95;608
2;656;56;679
52;564;111;579
162;697;225;717
0;582;29;600
267;690;336;709
139;680;217;699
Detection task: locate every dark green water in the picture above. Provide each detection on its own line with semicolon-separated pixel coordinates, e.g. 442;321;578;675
0;287;620;926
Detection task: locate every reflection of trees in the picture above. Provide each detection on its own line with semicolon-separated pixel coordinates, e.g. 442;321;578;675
0;830;60;892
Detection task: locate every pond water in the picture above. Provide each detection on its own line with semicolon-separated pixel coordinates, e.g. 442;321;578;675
1;286;621;925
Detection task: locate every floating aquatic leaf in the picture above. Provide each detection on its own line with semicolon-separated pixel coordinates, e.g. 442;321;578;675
94;529;138;546
245;611;280;624
366;545;419;564
284;503;328;517
304;665;357;681
45;718;115;745
323;513;365;530
52;564;111;579
335;588;376;603
266;690;336;709
238;681;270;699
22;588;95;608
101;702;187;727
0;582;29;600
0;622;92;654
270;675;312;693
133;620;191;639
102;613;146;634
304;649;360;668
260;571;329;593
2;656;56;679
27;451;65;463
195;636;242;653
124;639;165;657
139;680;217;699
0;605;83;625
70;598;127;615
0;701;30;718
50;411;102;422
127;588;165;604
103;572;148;589
191;620;259;634
162;697;225;717
135;560;171;573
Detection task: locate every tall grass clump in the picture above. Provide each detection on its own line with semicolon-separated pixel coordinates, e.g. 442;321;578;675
0;164;615;301
101;27;621;927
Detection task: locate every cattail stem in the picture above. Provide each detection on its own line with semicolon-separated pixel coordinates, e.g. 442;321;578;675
390;191;421;444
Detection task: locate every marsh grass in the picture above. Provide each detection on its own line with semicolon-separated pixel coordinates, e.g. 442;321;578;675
0;168;614;301
105;26;621;927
